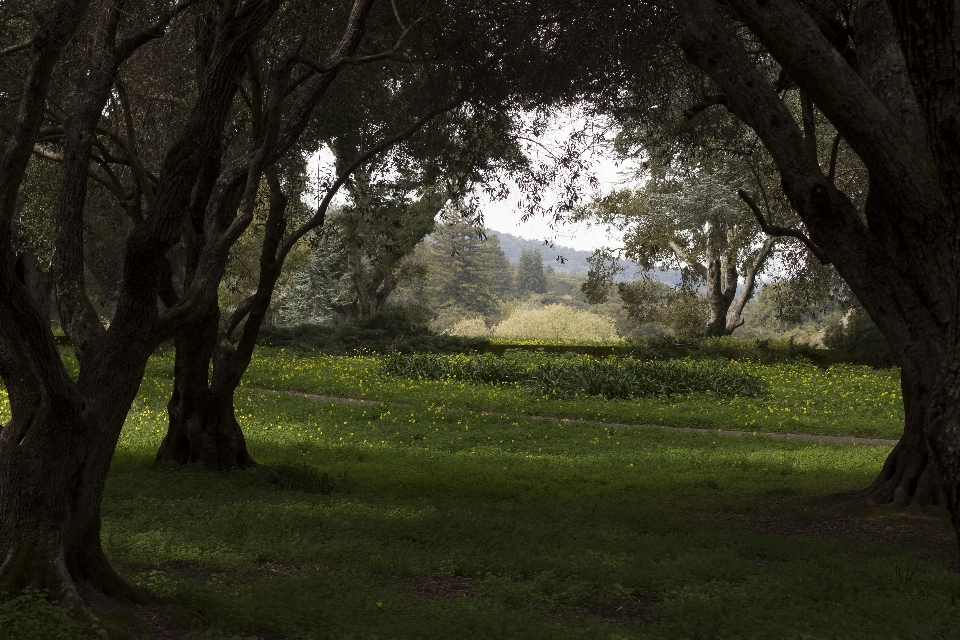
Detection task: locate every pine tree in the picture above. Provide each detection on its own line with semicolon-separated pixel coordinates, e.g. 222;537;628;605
423;212;506;317
516;247;547;295
277;226;350;325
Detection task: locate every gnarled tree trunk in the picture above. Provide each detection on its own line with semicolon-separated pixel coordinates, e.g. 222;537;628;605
156;303;257;471
156;173;288;472
859;358;943;507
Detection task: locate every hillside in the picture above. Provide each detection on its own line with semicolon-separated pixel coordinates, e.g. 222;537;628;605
489;229;681;285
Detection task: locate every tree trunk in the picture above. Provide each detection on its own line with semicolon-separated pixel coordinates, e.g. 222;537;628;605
157;172;289;473
0;404;148;611
700;256;736;337
156;303;257;471
859;358;943;507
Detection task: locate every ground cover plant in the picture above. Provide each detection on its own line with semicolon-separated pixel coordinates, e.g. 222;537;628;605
2;350;945;639
382;351;765;400
32;374;960;637
225;350;905;439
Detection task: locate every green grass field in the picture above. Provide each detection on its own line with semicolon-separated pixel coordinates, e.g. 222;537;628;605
3;350;958;639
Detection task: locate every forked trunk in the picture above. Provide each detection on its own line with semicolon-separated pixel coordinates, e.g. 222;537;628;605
156;305;256;471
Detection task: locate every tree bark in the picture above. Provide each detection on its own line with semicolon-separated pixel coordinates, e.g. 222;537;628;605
156;303;258;471
156;173;289;471
674;0;960;529
700;255;736;337
860;358;943;507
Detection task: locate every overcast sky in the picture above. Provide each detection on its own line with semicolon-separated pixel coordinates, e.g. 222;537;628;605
309;110;642;252
477;154;637;252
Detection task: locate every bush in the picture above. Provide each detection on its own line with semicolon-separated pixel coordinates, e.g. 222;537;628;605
446;316;491;338
822;309;897;368
382;350;765;400
491;305;620;342
256;307;490;355
0;589;91;640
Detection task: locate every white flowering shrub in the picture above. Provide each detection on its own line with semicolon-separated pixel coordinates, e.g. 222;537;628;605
491;305;619;342
446;316;491;337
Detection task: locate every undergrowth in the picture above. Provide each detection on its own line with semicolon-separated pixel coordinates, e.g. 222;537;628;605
382;351;765;400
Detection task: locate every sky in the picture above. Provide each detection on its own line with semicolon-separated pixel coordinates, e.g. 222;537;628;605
307;109;643;252
476;155;636;252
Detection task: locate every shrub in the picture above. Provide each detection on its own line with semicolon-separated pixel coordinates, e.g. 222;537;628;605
382;350;765;400
446;316;490;338
256;307;489;355
491;305;619;342
822;308;897;368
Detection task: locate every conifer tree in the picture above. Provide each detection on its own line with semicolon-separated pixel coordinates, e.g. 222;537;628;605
516;247;548;295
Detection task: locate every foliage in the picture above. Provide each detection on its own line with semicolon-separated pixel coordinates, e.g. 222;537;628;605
491;304;620;342
445;316;491;337
420;212;512;320
276;224;350;326
382;350;766;400
219;349;901;440
328;158;443;318
516;247;547;295
256;307;489;356
7;355;940;639
617;280;707;340
0;589;91;640
739;281;845;344
823;308;897;369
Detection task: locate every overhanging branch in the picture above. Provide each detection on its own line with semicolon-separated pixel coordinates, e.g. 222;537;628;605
683;94;728;119
738;188;830;264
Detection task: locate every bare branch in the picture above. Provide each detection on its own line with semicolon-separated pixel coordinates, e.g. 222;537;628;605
116;0;200;59
390;0;408;31
32;144;126;203
827;131;842;182
278;97;462;265
738;189;830;264
0;39;32;58
292;12;428;77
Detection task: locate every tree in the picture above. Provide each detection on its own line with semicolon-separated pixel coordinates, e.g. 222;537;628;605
422;211;507;319
516;247;547;295
671;0;960;535
276;224;350;325
330;160;443;319
579;169;776;337
0;0;404;613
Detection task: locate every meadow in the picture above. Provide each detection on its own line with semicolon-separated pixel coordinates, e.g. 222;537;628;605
2;349;958;639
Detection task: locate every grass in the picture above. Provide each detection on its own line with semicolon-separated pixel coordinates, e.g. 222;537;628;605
199;349;906;439
4;349;956;639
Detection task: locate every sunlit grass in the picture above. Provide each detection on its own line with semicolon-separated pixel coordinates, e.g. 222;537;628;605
228;349;904;439
2;348;947;640
99;383;958;639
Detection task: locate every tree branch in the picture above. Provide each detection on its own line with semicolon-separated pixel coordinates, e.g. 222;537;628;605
722;0;942;226
738;188;829;264
683;94;728;119
278;96;463;266
827;131;842;182
727;236;776;330
667;239;708;279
